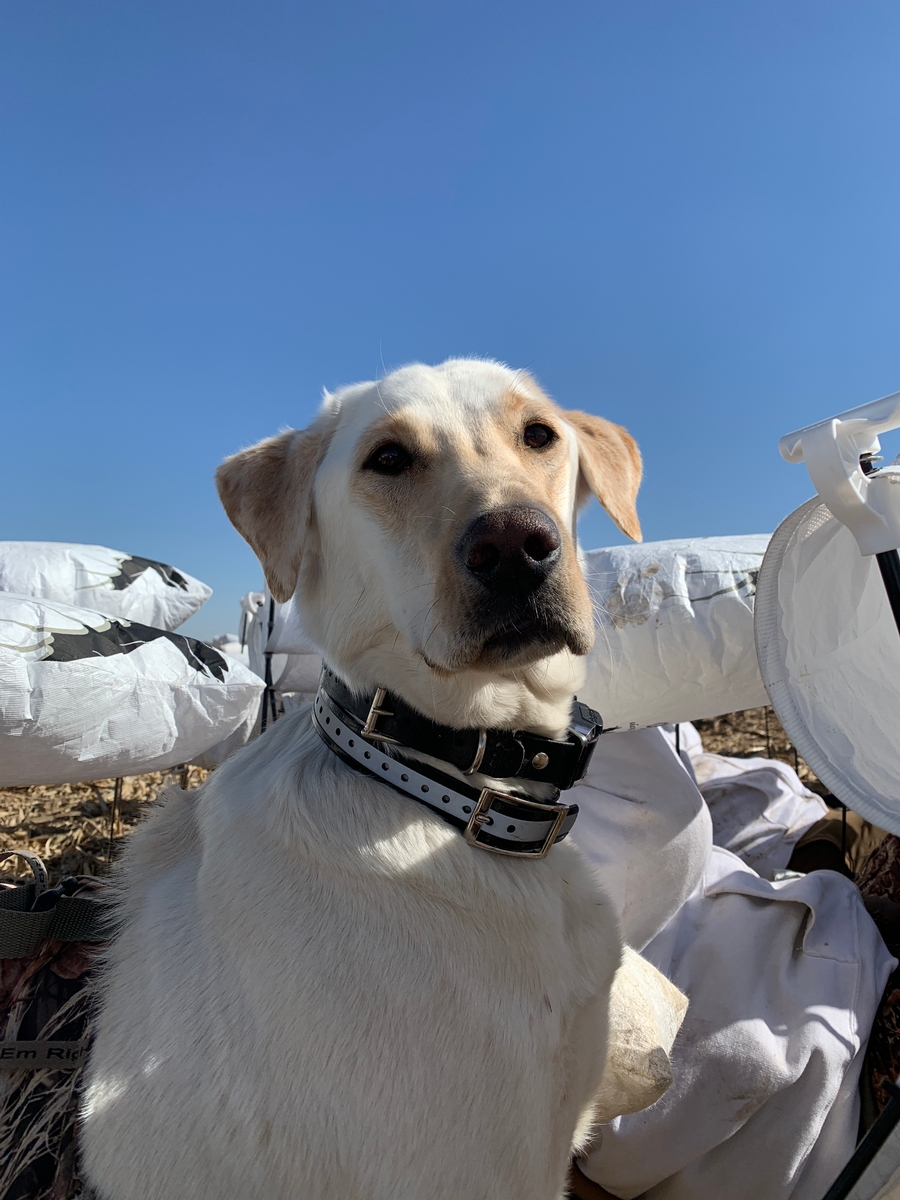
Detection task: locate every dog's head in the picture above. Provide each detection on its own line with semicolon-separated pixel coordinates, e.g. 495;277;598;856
218;360;640;733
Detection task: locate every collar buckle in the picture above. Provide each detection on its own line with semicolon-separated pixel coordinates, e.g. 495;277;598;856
464;789;569;859
361;688;401;744
463;729;488;775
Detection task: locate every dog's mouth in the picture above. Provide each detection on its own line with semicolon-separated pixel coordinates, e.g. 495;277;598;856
480;618;566;660
437;601;591;672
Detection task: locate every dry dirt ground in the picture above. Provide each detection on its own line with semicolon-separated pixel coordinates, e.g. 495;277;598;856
0;765;210;885
692;705;827;794
1;707;826;886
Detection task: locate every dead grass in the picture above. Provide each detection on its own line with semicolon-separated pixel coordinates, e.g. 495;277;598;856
0;706;826;887
692;705;827;795
0;766;210;885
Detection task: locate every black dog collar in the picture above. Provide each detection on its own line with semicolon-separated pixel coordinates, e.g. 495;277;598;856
312;666;604;859
320;667;602;790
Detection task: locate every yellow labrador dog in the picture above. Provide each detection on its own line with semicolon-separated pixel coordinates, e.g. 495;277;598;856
82;359;685;1200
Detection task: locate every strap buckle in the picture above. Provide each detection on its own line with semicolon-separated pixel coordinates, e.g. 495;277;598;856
361;688;401;744
463;729;488;775
464;789;569;859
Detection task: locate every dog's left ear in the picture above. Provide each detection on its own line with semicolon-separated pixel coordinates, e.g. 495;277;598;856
216;421;331;602
564;410;643;542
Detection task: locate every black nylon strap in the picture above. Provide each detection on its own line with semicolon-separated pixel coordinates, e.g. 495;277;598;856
320;666;602;789
0;884;113;959
313;687;579;856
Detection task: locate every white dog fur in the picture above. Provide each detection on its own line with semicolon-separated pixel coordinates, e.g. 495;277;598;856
82;359;685;1200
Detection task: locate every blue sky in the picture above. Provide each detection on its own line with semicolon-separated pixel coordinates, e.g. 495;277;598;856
3;0;899;639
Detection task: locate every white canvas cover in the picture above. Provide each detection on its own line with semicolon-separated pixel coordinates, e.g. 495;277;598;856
265;536;771;729
245;591;322;695
0;593;264;785
570;726;894;1200
207;633;250;668
191;707;261;769
577;536;771;728
190;632;259;767
755;497;900;835
679;725;829;879
189;596;319;766
0;541;212;630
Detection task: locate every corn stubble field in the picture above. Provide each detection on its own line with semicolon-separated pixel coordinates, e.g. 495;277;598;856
0;707;824;886
1;765;210;884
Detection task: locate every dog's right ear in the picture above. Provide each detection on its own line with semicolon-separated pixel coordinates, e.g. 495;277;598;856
216;426;328;603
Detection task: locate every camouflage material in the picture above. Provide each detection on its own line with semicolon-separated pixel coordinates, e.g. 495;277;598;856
856;833;900;1117
0;878;103;1200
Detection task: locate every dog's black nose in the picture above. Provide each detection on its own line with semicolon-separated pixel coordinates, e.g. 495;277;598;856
460;507;561;594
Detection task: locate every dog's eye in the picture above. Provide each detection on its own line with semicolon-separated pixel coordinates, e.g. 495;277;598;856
363;443;414;475
523;423;555;450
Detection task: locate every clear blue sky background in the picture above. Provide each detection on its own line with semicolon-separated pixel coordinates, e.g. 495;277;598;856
3;0;899;640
